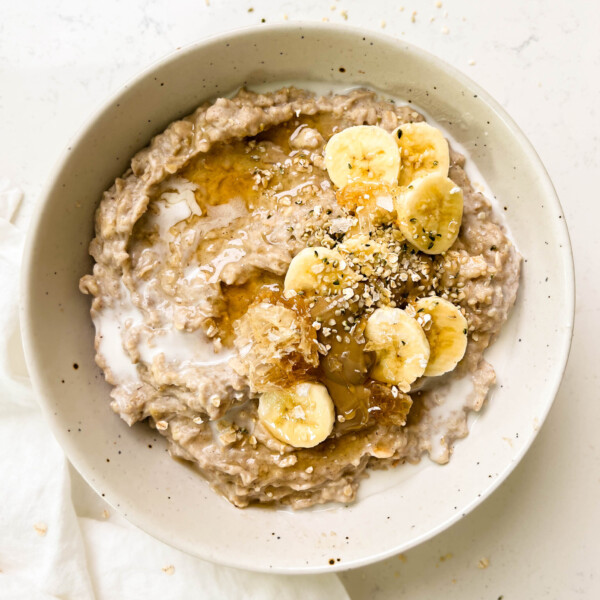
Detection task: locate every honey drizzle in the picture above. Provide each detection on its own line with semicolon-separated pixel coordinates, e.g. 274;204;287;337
170;115;411;431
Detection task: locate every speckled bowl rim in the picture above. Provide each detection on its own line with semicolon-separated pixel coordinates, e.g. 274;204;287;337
20;22;575;574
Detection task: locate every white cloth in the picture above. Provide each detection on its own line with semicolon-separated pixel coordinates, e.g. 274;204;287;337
0;182;349;600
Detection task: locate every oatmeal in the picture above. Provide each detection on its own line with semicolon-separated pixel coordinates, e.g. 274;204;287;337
80;87;520;508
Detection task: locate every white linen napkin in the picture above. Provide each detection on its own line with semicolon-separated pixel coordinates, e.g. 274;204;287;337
0;181;350;600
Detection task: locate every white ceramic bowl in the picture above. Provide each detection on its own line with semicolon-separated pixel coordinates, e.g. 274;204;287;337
21;23;574;574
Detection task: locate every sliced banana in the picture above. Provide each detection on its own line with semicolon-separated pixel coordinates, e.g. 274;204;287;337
335;181;397;213
394;172;463;254
284;247;358;295
364;307;430;392
258;382;335;448
414;296;468;377
393;122;450;186
325;125;400;188
338;234;392;279
339;233;387;258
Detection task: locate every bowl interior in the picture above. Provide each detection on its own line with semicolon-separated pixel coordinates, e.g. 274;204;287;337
21;24;573;574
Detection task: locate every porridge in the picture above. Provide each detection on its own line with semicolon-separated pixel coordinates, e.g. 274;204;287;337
80;87;521;509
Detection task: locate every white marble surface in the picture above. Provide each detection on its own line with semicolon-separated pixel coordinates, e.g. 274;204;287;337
1;0;598;597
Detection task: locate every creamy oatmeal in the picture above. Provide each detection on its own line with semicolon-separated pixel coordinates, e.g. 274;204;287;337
80;87;521;509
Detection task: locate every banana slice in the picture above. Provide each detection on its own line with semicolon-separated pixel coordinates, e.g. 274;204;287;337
338;234;393;279
393;122;450;186
365;307;430;391
339;233;387;258
258;382;335;448
414;296;468;376
394;172;463;254
325;125;400;188
284;247;358;295
335;181;397;213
